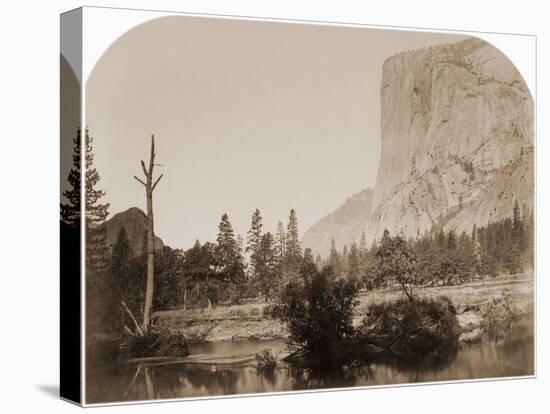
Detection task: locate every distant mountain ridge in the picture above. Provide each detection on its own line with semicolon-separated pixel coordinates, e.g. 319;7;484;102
303;38;533;258
302;189;373;257
99;207;164;255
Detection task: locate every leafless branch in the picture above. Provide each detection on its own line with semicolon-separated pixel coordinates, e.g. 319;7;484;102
152;174;164;191
133;176;146;187
141;160;149;178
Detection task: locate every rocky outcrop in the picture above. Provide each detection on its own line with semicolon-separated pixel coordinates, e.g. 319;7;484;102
302;189;373;257
368;37;533;241
303;37;533;252
99;207;164;255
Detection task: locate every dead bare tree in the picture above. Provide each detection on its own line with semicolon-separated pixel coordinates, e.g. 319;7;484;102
134;135;163;333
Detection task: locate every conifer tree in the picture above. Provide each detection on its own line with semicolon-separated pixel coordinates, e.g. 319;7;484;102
436;229;446;250
328;238;340;271
348;242;361;280
61;128;111;274
447;230;457;250
61;127;110;227
341;245;349;274
216;213;246;286
246;209;263;276
303;248;314;265
359;230;368;256
275;221;286;261
255;232;279;300
285;209;302;268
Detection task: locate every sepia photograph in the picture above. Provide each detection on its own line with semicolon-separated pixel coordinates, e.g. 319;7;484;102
60;9;534;405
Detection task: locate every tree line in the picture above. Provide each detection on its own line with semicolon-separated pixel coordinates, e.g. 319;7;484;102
317;200;533;290
108;207;307;322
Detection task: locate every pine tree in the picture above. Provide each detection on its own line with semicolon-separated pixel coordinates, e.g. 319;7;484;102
328;238;340;271
510;200;524;273
436;229;446;250
314;254;324;270
275;221;286;261
285;209;302;269
303;248;314;265
348;242;361;280
359;230;368;256
61;127;110;227
255;232;280;301
447;230;457;250
61;128;111;275
341;245;349;274
216;214;246;286
472;224;481;274
512;200;525;251
246;209;263;276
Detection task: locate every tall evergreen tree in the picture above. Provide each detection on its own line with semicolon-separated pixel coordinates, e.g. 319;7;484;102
215;213;246;286
435;229;446;250
359;230;368;256
246;209;263;276
275;221;286;261
314;253;324;270
61;128;110;275
285;209;302;269
255;232;280;301
328;238;340;271
447;230;457;250
348;242;361;280
303;248;314;265
341;245;349;274
61;127;110;227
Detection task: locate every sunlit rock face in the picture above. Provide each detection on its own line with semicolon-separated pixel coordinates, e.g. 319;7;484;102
304;38;533;255
368;37;533;241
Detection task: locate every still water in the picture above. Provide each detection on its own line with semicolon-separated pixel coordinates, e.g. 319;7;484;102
86;319;534;404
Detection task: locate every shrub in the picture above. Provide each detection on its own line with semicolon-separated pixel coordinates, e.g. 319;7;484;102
274;263;359;355
359;296;460;362
256;348;277;371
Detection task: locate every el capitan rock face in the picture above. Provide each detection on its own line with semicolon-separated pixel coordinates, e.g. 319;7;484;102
303;38;533;256
99;207;164;255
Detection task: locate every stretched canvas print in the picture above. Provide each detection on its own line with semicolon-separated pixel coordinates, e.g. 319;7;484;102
60;6;536;406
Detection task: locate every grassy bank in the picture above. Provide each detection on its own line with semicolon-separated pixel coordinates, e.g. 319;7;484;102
154;273;533;343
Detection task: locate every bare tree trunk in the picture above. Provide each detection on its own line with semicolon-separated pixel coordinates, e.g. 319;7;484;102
134;135;163;334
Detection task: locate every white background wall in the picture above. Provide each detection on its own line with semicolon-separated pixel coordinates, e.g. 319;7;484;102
0;0;548;412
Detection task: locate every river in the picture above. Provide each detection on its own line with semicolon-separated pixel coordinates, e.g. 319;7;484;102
86;317;534;404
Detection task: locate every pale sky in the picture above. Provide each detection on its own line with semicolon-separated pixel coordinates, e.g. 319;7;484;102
84;15;465;249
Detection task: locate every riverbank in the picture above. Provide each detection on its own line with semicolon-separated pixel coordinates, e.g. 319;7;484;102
155;273;533;345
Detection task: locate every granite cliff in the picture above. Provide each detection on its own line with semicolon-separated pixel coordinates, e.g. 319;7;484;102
303;37;533;256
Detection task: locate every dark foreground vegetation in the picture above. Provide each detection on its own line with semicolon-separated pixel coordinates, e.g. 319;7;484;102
271;258;460;368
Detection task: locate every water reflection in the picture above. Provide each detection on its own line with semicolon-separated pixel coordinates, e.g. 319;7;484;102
86;319;534;404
